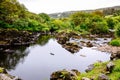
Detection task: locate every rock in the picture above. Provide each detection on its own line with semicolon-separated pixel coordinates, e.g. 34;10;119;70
98;73;109;80
50;69;80;80
86;41;93;47
106;62;114;73
80;54;86;57
62;42;82;53
85;64;94;72
0;74;13;80
0;73;21;80
71;69;81;76
50;53;55;55
110;51;120;60
82;77;90;80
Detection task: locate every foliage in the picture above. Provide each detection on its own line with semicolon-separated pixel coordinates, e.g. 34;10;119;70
90;21;109;34
38;13;50;23
77;59;120;80
109;39;120;46
115;23;120;38
106;18;116;29
70;12;91;26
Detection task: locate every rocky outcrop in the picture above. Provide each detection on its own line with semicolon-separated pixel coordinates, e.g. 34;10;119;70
97;45;120;54
98;73;109;80
62;42;82;53
110;51;120;60
56;32;82;53
85;64;94;72
50;69;80;80
0;29;40;53
106;62;115;73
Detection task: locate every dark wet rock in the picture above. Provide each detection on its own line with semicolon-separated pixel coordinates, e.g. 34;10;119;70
106;62;114;73
85;64;94;72
86;41;93;47
50;53;55;55
62;42;82;53
0;29;41;53
82;77;90;80
56;32;80;44
98;73;109;80
110;51;120;60
50;69;80;80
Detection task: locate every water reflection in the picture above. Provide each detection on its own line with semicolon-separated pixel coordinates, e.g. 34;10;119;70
0;46;28;70
37;35;53;46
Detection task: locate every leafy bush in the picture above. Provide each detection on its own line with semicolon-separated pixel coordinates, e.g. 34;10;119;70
109;39;120;46
115;23;120;38
0;20;12;28
106;18;116;29
90;21;109;34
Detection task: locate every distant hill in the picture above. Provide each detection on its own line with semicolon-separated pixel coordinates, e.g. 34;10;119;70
49;6;120;18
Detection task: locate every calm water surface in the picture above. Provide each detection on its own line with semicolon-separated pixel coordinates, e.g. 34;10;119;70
0;35;110;80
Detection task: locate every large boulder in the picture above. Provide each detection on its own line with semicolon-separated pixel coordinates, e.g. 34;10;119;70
62;42;82;53
50;69;80;80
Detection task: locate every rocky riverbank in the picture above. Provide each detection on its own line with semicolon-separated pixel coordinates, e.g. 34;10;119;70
0;29;41;53
0;67;21;80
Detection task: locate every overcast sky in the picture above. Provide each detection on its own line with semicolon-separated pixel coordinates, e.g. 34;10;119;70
18;0;120;14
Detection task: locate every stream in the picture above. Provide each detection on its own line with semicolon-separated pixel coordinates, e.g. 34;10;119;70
0;35;111;80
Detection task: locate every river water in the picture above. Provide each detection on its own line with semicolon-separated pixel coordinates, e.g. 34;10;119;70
0;35;110;80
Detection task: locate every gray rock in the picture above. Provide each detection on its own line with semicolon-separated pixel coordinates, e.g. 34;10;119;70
85;64;94;72
82;77;90;80
98;73;109;80
106;62;114;73
110;51;120;60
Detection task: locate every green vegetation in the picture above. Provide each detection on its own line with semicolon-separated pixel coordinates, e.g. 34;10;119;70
77;59;120;80
0;67;4;73
109;39;120;46
0;0;120;35
115;23;120;38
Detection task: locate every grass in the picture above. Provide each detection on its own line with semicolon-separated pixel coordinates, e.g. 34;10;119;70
77;59;120;80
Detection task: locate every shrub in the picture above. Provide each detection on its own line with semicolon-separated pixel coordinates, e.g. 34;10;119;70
106;18;116;29
90;21;109;34
109;39;120;46
115;23;120;38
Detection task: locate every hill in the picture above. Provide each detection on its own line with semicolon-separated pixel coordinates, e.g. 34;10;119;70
49;6;120;18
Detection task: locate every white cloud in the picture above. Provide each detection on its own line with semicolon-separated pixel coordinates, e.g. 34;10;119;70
18;0;120;14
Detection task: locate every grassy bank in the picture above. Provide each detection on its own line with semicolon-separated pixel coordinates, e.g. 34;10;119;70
77;59;120;80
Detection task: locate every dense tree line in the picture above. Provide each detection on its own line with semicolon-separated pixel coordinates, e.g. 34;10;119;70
0;0;120;38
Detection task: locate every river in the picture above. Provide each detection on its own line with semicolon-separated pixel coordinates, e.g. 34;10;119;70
0;35;110;80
